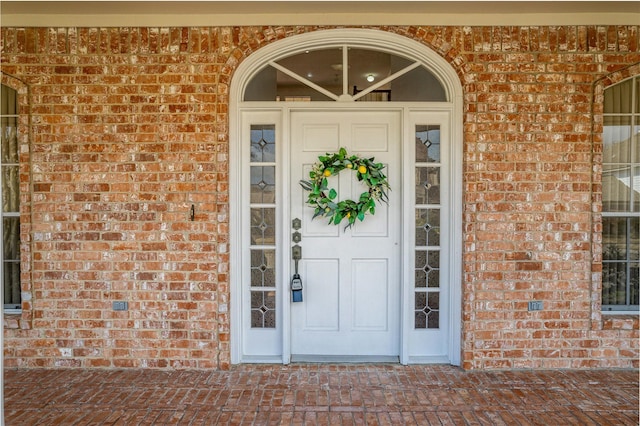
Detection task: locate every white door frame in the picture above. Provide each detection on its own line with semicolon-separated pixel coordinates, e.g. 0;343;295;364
230;29;463;366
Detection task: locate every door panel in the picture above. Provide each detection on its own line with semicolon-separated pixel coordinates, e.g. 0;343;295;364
290;110;401;358
352;259;388;330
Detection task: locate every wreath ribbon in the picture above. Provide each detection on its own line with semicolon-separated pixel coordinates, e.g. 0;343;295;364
299;147;390;229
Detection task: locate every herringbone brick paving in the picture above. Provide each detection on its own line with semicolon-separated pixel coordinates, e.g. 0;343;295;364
4;364;639;425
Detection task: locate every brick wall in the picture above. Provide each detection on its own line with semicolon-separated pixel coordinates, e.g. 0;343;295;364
1;25;638;369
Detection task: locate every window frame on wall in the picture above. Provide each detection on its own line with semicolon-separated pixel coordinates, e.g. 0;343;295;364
601;75;639;313
1;84;22;312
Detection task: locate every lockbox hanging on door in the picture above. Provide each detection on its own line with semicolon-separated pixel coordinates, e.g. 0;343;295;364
291;244;303;302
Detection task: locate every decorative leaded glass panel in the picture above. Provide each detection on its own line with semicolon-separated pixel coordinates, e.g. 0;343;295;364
415;125;440;163
415;167;441;205
414;291;440;329
415;208;440;247
250;290;276;328
250;208;275;245
248;121;277;328
415;250;440;288
414;122;443;329
250;249;276;287
250;125;276;162
250;166;276;204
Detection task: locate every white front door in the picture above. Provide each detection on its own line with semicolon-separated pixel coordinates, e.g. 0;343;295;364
289;110;401;360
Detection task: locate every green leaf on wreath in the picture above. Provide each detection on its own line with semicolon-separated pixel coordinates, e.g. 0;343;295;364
299;180;313;191
329;188;337;200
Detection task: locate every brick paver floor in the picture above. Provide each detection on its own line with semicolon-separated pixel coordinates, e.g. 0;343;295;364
4;364;639;425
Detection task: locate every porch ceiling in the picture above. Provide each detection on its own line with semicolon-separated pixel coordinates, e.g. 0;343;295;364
2;1;638;27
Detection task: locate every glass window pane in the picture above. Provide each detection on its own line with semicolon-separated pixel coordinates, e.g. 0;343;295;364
250;125;276;162
634;117;639;163
631;217;639;260
250;290;276;328
3;217;19;261
603;165;632;212
1;86;17;115
2;165;19;213
349;48;410;95
3;260;20;307
415;125;440;163
415;250;427;288
415;250;441;289
414;291;440;329
603;218;628;260
250;249;276;288
250;166;276;204
633;166;640;212
603;116;631;163
427;251;440;287
276;47;343;100
604;78;633;114
250;208;276;245
603;262;628;305
1;117;19;163
415;208;440;247
415;167;441;205
602;217;639;309
244;66;278;101
3;217;20;307
631;263;639;306
391;66;447;102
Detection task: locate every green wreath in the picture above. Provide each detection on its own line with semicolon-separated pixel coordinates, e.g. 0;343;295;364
299;147;390;229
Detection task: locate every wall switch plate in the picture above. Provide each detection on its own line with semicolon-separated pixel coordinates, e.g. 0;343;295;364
113;301;128;311
528;301;543;311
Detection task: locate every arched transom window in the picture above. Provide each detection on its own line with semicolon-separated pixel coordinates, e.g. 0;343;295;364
244;45;447;102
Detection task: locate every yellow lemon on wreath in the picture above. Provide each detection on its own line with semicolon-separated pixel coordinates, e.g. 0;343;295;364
358;165;367;174
346;212;351;218
323;169;331;177
346;163;353;169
